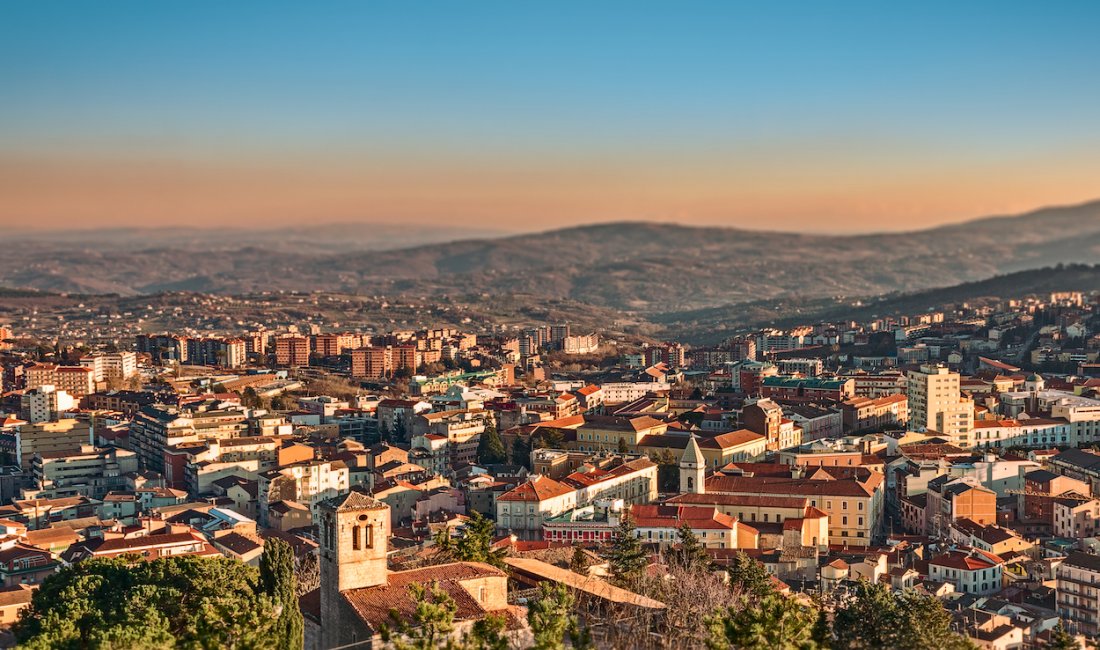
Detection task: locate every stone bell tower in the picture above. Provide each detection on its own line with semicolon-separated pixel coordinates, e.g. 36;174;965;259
680;433;706;495
319;490;391;645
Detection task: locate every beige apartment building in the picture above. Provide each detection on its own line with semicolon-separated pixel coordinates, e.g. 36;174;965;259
907;364;974;447
24;363;95;398
6;419;93;469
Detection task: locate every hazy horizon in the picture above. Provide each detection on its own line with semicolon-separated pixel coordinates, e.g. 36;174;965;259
4;2;1100;233
3;195;1100;239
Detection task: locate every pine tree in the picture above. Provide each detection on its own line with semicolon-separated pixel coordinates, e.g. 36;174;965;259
454;511;506;568
705;593;818;650
1041;624;1079;650
832;581;975;650
476;419;507;465
726;551;774;600
259;538;304;650
607;512;648;586
669;523;710;573
380;582;458;650
810;602;832;649
527;582;575;650
617;436;629;453
464;613;509;650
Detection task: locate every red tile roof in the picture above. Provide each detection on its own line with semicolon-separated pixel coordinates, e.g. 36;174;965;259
342;562;507;633
497;475;574;502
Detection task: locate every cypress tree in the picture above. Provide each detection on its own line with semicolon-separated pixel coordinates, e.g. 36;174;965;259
260;538;303;650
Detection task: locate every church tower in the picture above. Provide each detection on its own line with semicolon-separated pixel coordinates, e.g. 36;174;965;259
680;433;706;494
319;490;390;645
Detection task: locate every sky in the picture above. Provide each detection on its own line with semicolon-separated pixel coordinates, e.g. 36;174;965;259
2;1;1100;234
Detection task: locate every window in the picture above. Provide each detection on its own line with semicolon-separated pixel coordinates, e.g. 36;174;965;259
352;525;361;550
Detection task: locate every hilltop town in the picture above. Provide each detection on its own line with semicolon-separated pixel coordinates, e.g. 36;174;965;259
0;287;1098;648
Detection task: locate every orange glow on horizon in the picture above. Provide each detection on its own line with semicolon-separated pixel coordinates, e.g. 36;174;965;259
2;152;1099;233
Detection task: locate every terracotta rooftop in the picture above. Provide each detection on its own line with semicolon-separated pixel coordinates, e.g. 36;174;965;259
498;475;574;502
342;562;507;633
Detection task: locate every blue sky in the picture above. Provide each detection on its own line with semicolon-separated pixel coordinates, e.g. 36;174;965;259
2;1;1099;231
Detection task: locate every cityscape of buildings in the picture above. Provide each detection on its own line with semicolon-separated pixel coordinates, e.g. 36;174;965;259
0;287;1095;646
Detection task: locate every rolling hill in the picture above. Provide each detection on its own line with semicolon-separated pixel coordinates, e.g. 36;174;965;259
2;199;1099;313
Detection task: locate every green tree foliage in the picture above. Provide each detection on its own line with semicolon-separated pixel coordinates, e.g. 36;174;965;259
259;539;303;650
831;581;975;650
455;512;505;568
381;583;508;650
705;593;819;650
811;602;832;650
607;512;648;586
726;552;774;599
381;582;458;650
650;448;681;492
16;556;281;649
476;419;507;466
511;436;532;469
569;544;590;575
527;582;576;650
512;429;567;469
465;613;510;650
668;523;710;574
617;436;630;453
1041;624;1079;650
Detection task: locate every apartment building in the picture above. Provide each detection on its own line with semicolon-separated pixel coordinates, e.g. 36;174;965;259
842;394;909;433
1057;551;1100;636
257;459;350;525
2;419;92;469
410;409;491;469
350;347;392;379
1053;496;1100;538
742;398;803;452
185;338;247;368
760;376;855;402
24;363;95;397
274;335;311;367
129;405;249;474
79;351;138;382
30;445;139;499
925;476;997;537
313;333;363;357
972;418;1073;449
907;364;974;447
574;415;668;453
497;457;658;540
928;548;1004;595
19;385;75;424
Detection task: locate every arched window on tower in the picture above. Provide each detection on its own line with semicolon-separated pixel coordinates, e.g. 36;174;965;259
365;524;374;548
352;525;361;550
687;476;694;492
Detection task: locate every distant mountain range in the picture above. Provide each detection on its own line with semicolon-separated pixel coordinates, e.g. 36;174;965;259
2;199;1100;313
